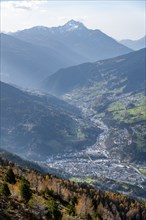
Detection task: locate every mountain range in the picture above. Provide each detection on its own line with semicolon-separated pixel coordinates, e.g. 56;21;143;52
120;35;146;50
12;20;132;62
1;20;132;88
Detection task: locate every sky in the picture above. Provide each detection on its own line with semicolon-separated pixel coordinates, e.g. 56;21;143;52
1;0;145;40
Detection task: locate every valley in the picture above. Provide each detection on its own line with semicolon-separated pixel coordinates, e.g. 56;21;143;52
1;49;145;202
39;49;146;201
45;119;145;186
0;21;145;205
1;3;146;218
42;91;146;201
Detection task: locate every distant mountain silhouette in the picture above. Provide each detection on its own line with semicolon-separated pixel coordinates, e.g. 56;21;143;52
1;33;85;88
12;20;132;62
120;35;146;50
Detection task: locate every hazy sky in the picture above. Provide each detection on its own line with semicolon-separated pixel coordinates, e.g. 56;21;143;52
1;0;145;40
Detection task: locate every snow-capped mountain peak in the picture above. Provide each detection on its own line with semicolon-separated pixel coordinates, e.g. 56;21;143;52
61;20;86;32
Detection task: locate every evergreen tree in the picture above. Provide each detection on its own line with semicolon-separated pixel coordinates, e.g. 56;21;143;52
5;168;16;184
20;180;32;203
1;182;11;196
46;197;62;219
66;199;76;216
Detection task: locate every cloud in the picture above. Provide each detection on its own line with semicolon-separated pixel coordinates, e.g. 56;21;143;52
1;0;35;1
1;1;145;40
1;0;44;11
12;3;32;10
1;0;29;1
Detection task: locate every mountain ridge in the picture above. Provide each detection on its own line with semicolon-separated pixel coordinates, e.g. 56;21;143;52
120;35;146;50
0;81;100;160
42;48;145;95
12;20;132;62
0;33;86;88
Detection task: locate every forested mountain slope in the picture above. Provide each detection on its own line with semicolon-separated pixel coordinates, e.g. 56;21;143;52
0;157;146;220
0;81;99;160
